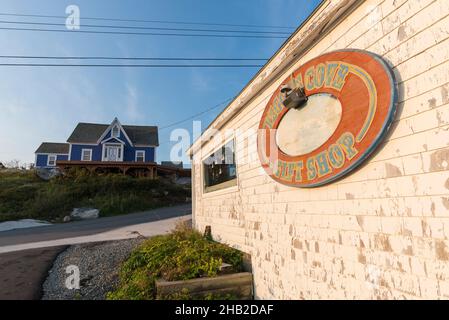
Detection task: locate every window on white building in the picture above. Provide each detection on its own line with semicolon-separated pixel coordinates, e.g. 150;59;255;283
136;150;145;162
82;149;92;161
203;139;237;193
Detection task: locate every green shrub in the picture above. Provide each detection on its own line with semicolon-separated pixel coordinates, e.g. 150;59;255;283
107;224;243;300
0;170;190;222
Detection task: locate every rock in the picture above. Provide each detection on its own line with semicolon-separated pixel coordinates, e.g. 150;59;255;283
80;275;93;287
219;262;234;275
70;208;99;221
175;177;191;185
63;216;71;223
35;168;62;181
163;191;169;196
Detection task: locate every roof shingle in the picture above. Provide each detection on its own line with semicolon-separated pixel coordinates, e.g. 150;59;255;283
66;122;159;146
35;142;70;154
123;125;159;146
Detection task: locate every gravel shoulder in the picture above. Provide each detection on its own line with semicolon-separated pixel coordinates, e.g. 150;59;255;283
42;238;145;300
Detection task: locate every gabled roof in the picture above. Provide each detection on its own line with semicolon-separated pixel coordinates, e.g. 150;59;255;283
67;121;159;146
35;142;70;154
67;123;108;144
123;125;159;146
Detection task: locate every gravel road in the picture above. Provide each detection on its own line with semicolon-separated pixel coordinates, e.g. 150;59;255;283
42;238;145;300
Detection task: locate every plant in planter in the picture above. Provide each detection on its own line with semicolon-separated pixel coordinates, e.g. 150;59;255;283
107;223;249;300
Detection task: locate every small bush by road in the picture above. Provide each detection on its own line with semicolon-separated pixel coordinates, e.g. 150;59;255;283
0;170;190;222
107;223;243;300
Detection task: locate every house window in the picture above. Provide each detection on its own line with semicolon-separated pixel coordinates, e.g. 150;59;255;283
47;155;57;166
112;125;119;138
82;149;92;161
136;150;145;162
203;139;237;193
103;144;123;161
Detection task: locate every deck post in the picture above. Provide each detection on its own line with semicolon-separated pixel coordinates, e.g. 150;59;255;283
53;161;189;179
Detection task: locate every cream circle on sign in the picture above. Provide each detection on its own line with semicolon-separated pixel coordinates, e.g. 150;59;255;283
276;93;343;156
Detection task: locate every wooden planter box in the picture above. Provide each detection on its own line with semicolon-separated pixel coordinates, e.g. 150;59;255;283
156;272;253;300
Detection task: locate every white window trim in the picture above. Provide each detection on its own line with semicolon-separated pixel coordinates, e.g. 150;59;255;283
81;149;92;161
135;150;145;162
96;119;134;147
101;136;126;145
201;137;238;195
47;154;57;167
112;125;120;138
102;143;124;162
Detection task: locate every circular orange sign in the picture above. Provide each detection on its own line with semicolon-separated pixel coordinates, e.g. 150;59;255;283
257;50;398;187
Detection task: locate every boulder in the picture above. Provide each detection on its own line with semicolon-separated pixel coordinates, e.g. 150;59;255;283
70;208;99;221
63;215;71;223
35;168;62;181
174;177;191;185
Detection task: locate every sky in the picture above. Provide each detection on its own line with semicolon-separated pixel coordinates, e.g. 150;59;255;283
0;0;321;166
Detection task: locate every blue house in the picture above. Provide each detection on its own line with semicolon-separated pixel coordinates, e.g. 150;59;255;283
35;118;159;171
35;143;70;168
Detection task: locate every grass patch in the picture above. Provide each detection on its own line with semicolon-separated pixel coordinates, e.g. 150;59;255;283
107;223;243;300
0;169;190;222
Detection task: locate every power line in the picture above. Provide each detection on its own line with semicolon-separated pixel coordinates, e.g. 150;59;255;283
174;89;278;137
0;63;264;68
0;26;288;39
0;55;268;61
0;12;295;30
159;86;277;131
159;97;234;130
0;19;291;35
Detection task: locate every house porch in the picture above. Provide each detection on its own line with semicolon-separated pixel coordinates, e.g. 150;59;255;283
56;161;191;179
56;160;157;178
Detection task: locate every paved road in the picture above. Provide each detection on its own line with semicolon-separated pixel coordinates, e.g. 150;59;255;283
0;204;191;248
0;246;67;300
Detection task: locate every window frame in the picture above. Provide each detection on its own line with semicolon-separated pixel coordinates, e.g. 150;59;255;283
111;125;120;138
81;149;92;161
47;154;57;166
102;143;123;162
202;138;238;194
135;150;145;162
